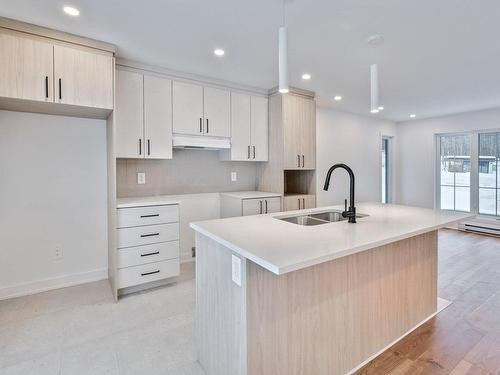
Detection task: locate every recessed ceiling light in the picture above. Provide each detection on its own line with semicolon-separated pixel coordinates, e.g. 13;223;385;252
378;106;384;111
371;109;379;114
63;6;80;16
410;114;416;118
334;95;342;101
214;49;225;56
301;73;311;80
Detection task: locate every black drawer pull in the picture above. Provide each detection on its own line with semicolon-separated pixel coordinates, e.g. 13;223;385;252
141;270;160;276
141;251;160;257
45;76;49;98
140;214;160;218
58;78;62;100
140;233;159;238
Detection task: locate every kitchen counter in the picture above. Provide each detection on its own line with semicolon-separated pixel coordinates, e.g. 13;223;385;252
192;203;473;375
219;191;282;199
116;195;181;208
190;202;473;275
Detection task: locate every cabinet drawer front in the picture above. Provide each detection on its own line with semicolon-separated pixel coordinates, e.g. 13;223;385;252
117;241;179;268
117;259;180;289
117;223;179;248
117;204;179;228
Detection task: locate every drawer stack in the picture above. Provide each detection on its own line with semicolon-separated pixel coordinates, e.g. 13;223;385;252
116;204;180;289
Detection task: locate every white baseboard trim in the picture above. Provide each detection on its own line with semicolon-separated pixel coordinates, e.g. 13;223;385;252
346;297;452;375
0;268;108;301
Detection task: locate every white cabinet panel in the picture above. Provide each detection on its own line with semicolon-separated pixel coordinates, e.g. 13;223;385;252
242;199;263;216
230;92;251;160
117;258;180;289
0;32;54;102
251;96;268;161
117;204;179;228
144;75;172;159
173;81;204;135
117;223;179;249
117;241;179;268
53;44;113;109
264;197;281;213
115;70;143;158
203;87;230;137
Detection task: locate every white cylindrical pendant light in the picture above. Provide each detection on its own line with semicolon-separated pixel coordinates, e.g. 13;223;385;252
278;26;289;94
370;63;379;113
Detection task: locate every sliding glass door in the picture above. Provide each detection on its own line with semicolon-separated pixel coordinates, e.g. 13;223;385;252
478;133;499;215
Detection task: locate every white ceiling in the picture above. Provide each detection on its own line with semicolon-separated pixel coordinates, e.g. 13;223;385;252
1;0;499;121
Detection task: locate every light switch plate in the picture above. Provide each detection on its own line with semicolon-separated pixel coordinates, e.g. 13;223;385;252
231;172;237;182
231;254;242;286
137;172;146;185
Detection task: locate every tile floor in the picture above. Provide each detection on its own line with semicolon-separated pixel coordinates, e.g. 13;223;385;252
0;262;204;375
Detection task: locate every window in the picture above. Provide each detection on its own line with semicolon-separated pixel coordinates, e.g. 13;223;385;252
381;137;390;203
478;133;500;215
438;134;471;212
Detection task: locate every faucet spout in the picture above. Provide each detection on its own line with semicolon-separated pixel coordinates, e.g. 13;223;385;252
323;164;356;223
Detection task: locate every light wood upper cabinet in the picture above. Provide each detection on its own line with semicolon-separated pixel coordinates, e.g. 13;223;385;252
251;96;269;161
203;87;230;137
172;81;204;135
0;32;53;102
115;69;173;160
143;75;172;159
230;92;252;160
53;45;113;109
283;94;316;169
115;70;144;158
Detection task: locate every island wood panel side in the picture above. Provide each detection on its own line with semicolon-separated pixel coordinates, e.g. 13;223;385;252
195;233;247;375
246;231;438;375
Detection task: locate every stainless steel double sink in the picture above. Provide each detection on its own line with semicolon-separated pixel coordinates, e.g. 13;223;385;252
277;210;368;226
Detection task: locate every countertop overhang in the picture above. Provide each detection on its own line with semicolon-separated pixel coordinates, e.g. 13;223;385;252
190;202;474;275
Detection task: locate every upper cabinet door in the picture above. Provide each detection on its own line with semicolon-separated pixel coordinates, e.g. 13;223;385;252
251;96;268;161
172;81;204;135
203;87;230;137
144;75;172;159
282;95;303;169
53;45;113;109
0;32;53;102
301;98;316;169
230;93;251;160
115;70;144;158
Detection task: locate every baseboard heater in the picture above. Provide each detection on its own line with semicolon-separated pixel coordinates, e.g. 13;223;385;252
459;218;500;237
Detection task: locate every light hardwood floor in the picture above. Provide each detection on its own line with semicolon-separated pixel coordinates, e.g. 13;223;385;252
0;230;498;375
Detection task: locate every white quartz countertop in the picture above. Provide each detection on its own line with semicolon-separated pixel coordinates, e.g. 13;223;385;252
116;196;181;208
220;191;282;199
190;202;474;275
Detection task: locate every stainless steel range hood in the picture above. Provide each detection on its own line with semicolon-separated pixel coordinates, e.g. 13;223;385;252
172;134;231;150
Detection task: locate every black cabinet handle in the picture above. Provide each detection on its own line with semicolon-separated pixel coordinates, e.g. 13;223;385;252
141;251;160;257
138;139;142;155
253;146;256;159
298;199;301;209
259;200;263;214
199;118;203;133
141;270;160;276
58;78;62;100
302;155;305;168
45;76;49;98
206;118;209;133
140;214;160;218
265;200;268;214
140;233;159;238
303;198;306;208
297;155;300;167
147;139;151;156
247;145;251;159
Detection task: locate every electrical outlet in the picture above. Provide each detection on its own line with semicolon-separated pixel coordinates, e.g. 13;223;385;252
54;247;63;260
231;171;237;182
231;254;242;286
137;172;146;185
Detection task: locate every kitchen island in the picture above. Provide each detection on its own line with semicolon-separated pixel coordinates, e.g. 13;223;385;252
190;202;473;375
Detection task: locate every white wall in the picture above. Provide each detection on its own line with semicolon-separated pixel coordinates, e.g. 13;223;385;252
316;108;397;207
0;111;108;299
396;108;500;208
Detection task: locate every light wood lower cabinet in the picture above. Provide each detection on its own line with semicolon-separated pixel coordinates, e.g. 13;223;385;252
283;194;316;211
116;204;180;292
220;193;282;218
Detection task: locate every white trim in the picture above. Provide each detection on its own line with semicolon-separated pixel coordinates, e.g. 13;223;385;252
345;297;452;375
0;268;108;301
